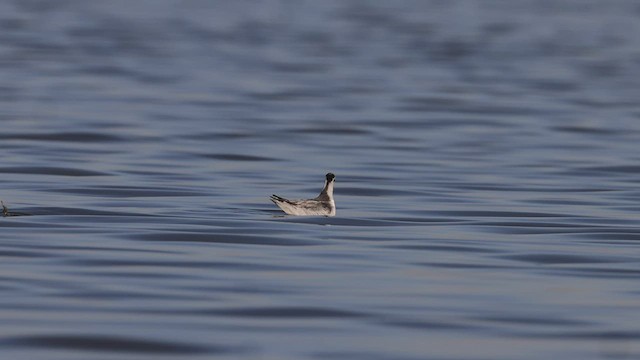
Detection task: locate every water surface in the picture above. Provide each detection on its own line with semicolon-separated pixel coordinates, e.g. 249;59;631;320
1;1;640;359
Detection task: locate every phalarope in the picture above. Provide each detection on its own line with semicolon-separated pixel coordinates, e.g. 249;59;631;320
270;173;336;216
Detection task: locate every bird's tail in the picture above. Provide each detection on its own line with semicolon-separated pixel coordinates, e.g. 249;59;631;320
270;194;292;204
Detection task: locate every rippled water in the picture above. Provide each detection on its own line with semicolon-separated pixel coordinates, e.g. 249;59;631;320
2;1;640;359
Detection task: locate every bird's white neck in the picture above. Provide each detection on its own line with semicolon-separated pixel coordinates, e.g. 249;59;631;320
323;180;334;199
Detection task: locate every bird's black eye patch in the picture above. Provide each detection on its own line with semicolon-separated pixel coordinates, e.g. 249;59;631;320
326;173;335;181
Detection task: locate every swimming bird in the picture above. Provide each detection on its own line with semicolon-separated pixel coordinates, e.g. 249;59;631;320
270;173;336;216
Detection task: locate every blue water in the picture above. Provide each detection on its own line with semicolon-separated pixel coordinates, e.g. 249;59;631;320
2;1;640;359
